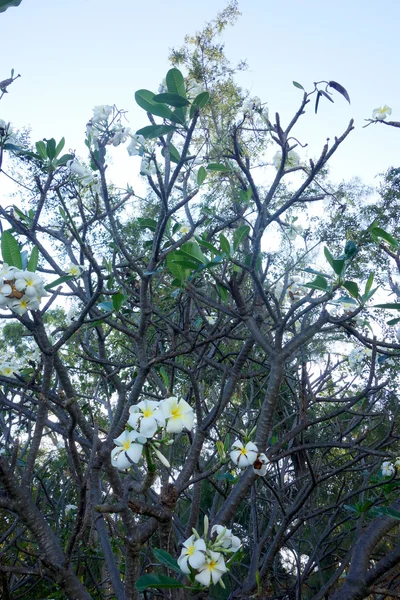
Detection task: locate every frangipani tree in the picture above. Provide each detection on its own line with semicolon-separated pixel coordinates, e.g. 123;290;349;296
1;4;400;600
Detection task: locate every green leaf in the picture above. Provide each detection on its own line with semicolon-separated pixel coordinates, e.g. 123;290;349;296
365;273;374;297
135;89;175;120
3;142;22;152
98;301;114;312
190;91;210;118
387;317;400;326
233;225;250;251
207;163;230;173
370;226;399;248
219;234;231;256
0;0;23;13
371;506;400;520
324;247;346;277
136;574;185;592
167;252;189;283
166;68;186;97
197;166;207;186
26;246;39;272
195;237;218;254
1;230;22;269
161;143;181;164
45;138;56;160
344;240;357;257
112;292;126;312
303;267;331;279
328;80;351;104
303;275;328;291
55;153;74;167
35;140;47;161
55;137;65;158
159;368;170;390
136;125;176;139
137;218;157;232
293;81;304;90
44;275;75;290
171;258;201;270
178;240;207;264
374;303;400;310
342;281;359;299
153;93;189;107
217;283;228;301
153;548;181;575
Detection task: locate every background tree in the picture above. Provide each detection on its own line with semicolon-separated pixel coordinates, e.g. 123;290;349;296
1;4;400;600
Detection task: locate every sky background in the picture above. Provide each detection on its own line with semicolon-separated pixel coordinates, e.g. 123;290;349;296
0;0;399;191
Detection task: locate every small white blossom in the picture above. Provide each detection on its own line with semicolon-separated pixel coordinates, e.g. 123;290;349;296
140;156;156;176
211;525;241;552
381;461;395;477
66;263;83;278
160;396;194;433
230;440;258;468
177;535;207;573
372;106;392;121
195;551;227;586
91;105;113;124
128;400;165;438
111;430;147;470
253;452;269;476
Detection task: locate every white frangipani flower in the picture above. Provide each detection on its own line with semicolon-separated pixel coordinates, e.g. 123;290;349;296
160;396;194;433
230;440;258;468
127;134;146;157
194;551;227;586
177;535;207;573
273;150;300;170
0;361;20;378
91;105;113;123
66;263;83;278
381;461;395;477
372;106;392;121
128;400;165;438
253;452;269;476
211;525;241;552
111;430;147;470
140;156;156;176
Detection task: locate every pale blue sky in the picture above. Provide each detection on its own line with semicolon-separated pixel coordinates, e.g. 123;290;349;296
1;0;399;187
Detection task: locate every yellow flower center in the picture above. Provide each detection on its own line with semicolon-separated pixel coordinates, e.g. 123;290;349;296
186;545;195;556
142;407;153;418
171;405;183;420
206;559;218;571
122;440;131;451
239;447;248;456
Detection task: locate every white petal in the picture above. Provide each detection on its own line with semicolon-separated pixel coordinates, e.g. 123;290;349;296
195;568;211;586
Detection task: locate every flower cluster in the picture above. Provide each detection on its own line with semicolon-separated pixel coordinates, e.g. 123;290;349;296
67;159;98;188
272;276;305;304
177;517;241;587
348;346;372;375
381;458;400;477
230;440;269;476
0;265;48;315
243;96;262;116
86;105;130;149
127;133;146;157
273;150;301;170
111;396;194;470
